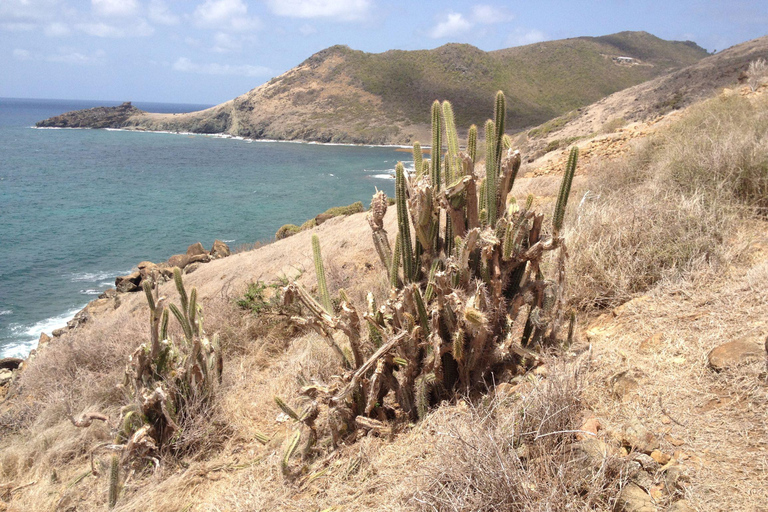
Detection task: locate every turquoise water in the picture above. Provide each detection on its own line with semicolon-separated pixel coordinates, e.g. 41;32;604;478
0;98;399;357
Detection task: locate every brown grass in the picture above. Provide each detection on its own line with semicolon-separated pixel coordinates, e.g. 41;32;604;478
566;92;768;310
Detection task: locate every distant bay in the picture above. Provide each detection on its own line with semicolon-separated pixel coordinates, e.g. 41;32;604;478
0;98;399;357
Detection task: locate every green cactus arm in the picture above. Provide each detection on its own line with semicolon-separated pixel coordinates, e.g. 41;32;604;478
312;234;333;314
467;124;478;165
390;231;402;289
282;430;302;473
108;455;119;509
395;163;415;282
173;267;189;321
416;372;436;420
430;101;442;190
493;91;506;175
553;146;579;234
160;308;169;340
142;280;155;312
484;119;498;226
274;396;300;421
411;285;430;337
413;141;423;178
189;287;198;334
442;101;461;184
168;303;193;341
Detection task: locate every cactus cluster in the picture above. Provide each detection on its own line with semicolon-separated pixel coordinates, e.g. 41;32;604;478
105;268;222;498
280;91;578;470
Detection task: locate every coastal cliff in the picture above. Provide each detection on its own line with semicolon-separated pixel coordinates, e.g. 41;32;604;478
36;31;708;144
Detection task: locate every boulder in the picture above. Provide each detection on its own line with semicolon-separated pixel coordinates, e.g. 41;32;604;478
667;500;695;512
622;420;659;454
707;337;765;370
98;288;117;299
115;271;142;293
615;482;656;512
186;242;207;257
167;254;190;269
37;332;51;350
0;358;23;371
315;213;334;225
211;240;231;258
0;369;13;386
137;261;160;278
188;253;211;264
610;370;640;400
52;327;68;337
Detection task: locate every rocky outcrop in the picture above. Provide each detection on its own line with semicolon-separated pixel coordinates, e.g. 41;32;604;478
36;102;145;129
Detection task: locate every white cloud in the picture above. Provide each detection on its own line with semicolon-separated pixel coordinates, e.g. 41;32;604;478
471;5;514;24
266;0;371;21
47;48;106;65
92;0;140;18
212;32;241;53
0;0;59;24
11;47;106;65
173;57;273;77
44;22;71;37
507;28;547;46
299;24;317;36
148;0;180;25
1;22;36;31
12;48;31;60
429;12;472;39
193;0;260;32
77;19;154;38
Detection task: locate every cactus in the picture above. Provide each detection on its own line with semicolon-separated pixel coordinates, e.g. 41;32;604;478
553;146;578;234
413;141;423;177
108;454;119;509
283;91;576;453
395;163;415;283
467;124;478;166
312;234;333;314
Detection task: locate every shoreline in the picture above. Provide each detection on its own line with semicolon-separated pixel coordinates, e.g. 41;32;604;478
33;125;418;150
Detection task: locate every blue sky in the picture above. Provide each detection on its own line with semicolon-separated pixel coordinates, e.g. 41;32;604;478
1;0;766;104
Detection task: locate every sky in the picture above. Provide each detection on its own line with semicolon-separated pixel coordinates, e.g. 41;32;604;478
1;0;767;105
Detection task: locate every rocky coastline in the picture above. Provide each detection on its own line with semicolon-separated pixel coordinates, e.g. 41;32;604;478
0;239;232;397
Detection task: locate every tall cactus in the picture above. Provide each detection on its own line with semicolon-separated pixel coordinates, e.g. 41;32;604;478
430;101;442;190
484;119;498;226
553;146;579;235
467;124;478;166
493;90;506;175
442;101;461;185
395;163;415;283
312;234;333;314
413;141;423;178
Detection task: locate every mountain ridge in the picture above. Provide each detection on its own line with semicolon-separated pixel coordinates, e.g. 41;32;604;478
37;31;708;144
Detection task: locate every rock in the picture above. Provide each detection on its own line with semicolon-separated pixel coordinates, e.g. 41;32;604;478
115;271;142;293
188;253;211;264
98;288;117;299
186;242;207;256
0;369;13;386
211;240;231;259
137;261;160;279
650;450;671;465
167;254;190;269
38;332;51;350
184;262;202;274
315;213;334;225
631;469;655;492
577;416;601;440
0;358;23;371
662;464;689;495
707;337;765;370
571;438;614;467
67;308;91;329
667;500;695;512
36;101;145;129
630;452;660;472
615;482;656;512
52;327;68;337
610;370;640;400
622;420;660;454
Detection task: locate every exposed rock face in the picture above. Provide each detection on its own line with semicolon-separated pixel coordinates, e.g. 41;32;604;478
186;242;206;256
36;102;144;129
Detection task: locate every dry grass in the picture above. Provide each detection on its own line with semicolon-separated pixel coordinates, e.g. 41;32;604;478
406;361;625;512
566;92;768;310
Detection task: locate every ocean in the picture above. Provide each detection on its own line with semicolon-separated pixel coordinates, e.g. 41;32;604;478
0;97;400;358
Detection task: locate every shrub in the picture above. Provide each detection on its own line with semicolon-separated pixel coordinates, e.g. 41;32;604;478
747;58;767;92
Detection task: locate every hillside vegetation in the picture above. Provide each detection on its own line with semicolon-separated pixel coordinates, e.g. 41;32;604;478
37;31;706;144
8;39;768;512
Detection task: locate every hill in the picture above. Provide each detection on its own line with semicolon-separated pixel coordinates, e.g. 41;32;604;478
7;34;768;512
37;31;707;144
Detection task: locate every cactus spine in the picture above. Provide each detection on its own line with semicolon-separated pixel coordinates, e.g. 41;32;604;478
493;91;506;173
312;234;332;314
108;454;119;508
484;119;498;226
430;101;442;190
442;101;461;185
